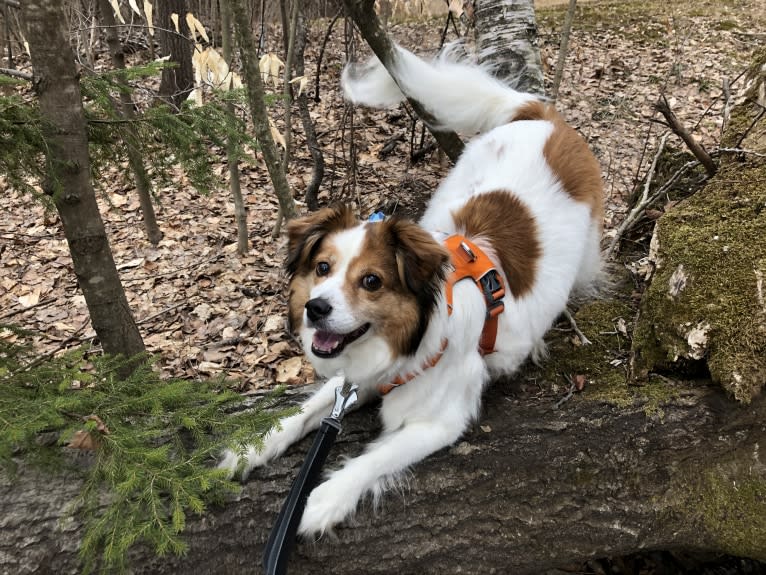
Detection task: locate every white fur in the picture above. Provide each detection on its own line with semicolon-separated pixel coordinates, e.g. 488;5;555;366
220;46;601;537
341;44;535;134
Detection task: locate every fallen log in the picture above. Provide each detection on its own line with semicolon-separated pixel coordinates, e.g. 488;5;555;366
3;373;765;574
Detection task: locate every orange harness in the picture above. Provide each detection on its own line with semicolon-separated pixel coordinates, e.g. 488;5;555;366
378;236;506;395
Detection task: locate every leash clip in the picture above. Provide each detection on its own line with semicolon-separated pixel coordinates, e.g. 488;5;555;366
329;382;359;422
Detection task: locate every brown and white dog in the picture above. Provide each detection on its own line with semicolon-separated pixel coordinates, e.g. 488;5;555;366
220;45;603;536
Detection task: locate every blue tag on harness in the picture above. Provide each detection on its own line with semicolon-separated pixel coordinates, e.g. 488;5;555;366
368;211;386;222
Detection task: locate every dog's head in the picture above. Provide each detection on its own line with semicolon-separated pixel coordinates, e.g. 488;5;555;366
286;206;449;380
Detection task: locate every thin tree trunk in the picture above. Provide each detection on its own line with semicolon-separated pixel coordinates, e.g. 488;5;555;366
551;0;577;101
220;0;249;255
230;0;296;222
475;0;545;96
21;0;145;360
281;0;299;174
97;0;163;246
342;0;465;162
295;9;324;211
157;0;194;110
3;1;13;69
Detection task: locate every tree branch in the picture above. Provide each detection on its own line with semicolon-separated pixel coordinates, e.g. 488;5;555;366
655;95;717;176
0;66;32;80
341;0;465;162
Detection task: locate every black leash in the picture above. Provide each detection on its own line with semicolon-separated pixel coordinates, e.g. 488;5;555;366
262;381;358;575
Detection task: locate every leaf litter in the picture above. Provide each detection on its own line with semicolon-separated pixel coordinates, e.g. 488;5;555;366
0;0;763;392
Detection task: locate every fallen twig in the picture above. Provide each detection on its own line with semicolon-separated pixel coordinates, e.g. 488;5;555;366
606;133;669;259
563;308;591;346
0;67;32;80
554;378;577;409
655;95;717;177
0;297;57;321
713;147;766;159
136;301;188;325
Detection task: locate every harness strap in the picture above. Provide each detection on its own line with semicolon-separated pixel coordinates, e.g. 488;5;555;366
443;235;506;356
377;339;448;395
379;235;506;395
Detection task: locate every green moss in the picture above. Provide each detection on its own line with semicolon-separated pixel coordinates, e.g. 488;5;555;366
631;49;766;402
716;19;739;30
632;146;766;401
528;296;679;416
693;471;766;559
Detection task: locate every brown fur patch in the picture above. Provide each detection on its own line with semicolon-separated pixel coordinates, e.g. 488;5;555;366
285;205;357;332
451;191;541;298
286;205;357;275
512;101;603;222
345;219;449;356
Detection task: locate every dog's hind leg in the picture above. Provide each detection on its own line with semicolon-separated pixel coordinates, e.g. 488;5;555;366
218;375;375;480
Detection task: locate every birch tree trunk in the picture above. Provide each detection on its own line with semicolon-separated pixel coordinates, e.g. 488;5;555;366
475;0;545;96
21;0;145;360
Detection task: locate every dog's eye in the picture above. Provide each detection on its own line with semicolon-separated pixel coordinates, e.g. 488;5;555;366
361;274;382;291
316;261;331;276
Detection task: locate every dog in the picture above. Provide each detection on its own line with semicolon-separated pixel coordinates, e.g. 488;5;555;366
219;45;603;537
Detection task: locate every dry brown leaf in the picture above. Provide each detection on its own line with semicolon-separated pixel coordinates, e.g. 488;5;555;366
276;356;302;384
18;288;41;308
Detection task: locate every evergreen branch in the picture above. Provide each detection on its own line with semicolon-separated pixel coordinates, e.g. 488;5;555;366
1;334;294;573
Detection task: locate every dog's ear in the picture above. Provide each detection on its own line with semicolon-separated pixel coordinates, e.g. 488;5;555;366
286;205;357;276
386;219;450;297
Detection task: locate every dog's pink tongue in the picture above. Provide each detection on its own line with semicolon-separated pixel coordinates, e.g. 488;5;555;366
313;330;344;352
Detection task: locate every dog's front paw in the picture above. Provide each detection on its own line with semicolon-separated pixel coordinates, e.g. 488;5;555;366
298;477;361;537
217;445;267;481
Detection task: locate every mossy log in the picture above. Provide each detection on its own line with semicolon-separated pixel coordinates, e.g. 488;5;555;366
631;53;766;402
2;370;766;574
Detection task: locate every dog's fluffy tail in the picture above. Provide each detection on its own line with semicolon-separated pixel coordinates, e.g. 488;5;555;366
341;44;538;135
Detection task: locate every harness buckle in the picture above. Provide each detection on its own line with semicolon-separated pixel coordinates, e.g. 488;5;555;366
459;241;477;262
480;270;506;320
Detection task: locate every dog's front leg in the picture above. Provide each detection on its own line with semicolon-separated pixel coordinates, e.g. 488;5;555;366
219;375;367;479
298;416;467;537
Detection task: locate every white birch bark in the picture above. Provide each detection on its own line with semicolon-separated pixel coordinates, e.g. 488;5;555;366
475;0;545;96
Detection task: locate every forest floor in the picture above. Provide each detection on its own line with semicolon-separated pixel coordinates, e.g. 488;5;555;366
1;0;764;396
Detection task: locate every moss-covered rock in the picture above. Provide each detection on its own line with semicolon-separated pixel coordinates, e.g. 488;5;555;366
631;51;766;402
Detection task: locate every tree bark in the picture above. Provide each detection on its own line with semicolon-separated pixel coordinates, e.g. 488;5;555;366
230;0;296;222
294;9;324;211
97;0;163;246
551;0;577;101
475;0;545;96
157;0;194;110
21;0;145;360
3;381;766;574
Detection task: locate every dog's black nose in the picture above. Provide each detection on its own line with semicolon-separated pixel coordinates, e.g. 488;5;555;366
305;298;332;323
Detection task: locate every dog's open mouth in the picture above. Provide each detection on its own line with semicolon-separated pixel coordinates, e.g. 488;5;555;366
311;324;370;358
